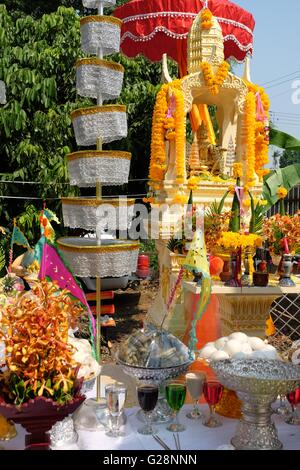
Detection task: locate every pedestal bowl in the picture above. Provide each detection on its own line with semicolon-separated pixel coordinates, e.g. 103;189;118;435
211;359;300;450
117;324;194;423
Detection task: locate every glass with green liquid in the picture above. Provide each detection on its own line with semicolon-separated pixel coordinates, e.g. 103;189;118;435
165;380;187;432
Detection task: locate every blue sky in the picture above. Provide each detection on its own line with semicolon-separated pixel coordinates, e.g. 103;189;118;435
233;0;300;140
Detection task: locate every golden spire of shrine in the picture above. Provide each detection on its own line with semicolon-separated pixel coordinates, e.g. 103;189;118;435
188;8;225;74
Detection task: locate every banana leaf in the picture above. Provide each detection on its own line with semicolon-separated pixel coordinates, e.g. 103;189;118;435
262;163;300;210
270;128;300;150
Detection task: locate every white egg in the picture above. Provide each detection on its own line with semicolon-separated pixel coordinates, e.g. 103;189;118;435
251;350;267;359
232;352;248;360
248;337;266;351
262;350;279;360
223;340;243;357
241;343;253;355
211;350;230;361
199;346;217;359
215;337;228;350
229;332;249;343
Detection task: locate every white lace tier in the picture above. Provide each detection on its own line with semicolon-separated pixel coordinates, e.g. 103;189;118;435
82;0;117;7
57;238;139;278
71;105;127;146
62;198;135;231
80;16;122;56
76;59;124;100
67;151;131;187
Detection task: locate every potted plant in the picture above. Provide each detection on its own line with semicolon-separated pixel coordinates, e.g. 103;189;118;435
0;280;85;449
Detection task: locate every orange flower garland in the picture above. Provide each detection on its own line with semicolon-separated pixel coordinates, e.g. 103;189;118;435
149;80;186;189
242;92;256;187
173;86;185;184
149;84;169;182
244;82;271;180
201;8;213;30
201;61;230;95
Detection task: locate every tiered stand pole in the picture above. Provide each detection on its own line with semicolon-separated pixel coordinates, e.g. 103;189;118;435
95;0;104;403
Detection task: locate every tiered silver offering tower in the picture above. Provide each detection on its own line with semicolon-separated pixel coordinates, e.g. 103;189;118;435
57;0;139;416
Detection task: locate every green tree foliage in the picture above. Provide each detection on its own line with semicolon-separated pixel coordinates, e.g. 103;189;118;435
280;149;300;168
0;5;86;224
0;2;174;235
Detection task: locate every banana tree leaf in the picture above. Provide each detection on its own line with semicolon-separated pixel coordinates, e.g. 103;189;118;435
262;163;300;209
270;128;300;150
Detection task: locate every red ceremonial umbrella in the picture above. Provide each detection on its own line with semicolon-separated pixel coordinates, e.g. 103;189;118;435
114;0;255;64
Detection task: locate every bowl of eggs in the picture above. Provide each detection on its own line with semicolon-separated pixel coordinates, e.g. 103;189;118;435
198;332;280;420
199;332;279;362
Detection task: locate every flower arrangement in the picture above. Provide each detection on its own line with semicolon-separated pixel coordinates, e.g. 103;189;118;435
200;61;230;95
0;280;84;405
201;8;213;30
263;212;300;256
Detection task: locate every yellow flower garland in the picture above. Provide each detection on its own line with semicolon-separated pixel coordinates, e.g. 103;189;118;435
217;232;262;251
201;8;213;30
201;61;230;95
242;92;256;187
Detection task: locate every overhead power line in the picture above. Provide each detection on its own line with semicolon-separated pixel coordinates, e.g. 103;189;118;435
265;77;300;90
261;70;300;86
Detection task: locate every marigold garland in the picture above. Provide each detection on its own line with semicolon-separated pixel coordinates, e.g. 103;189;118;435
173;87;185;184
233;163;243;179
217;232;262;251
149;83;169;183
201;61;230;95
242;92;256;187
244;81;271;181
201;8;213;30
149;79;186;190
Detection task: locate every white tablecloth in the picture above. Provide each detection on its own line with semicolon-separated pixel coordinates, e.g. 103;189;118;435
2;403;300;451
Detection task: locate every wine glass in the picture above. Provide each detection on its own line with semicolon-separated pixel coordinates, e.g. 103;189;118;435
185;372;206;420
137;384;159;435
203;381;224;428
273;395;290;417
105;383;127;437
165;379;187;432
285;387;300;425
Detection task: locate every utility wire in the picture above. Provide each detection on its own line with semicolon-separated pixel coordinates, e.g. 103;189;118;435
265;77;300;90
261;70;300;87
0;194;148;201
0;178;150;185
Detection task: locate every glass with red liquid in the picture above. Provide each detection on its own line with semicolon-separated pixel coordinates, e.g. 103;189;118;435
203;381;224;428
285;387;300;425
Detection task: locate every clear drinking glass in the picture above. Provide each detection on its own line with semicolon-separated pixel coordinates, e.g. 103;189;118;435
273;395;290;417
185;372;206;420
137;384;159;435
165;379;187;433
105;383;127;437
203;381;224;428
